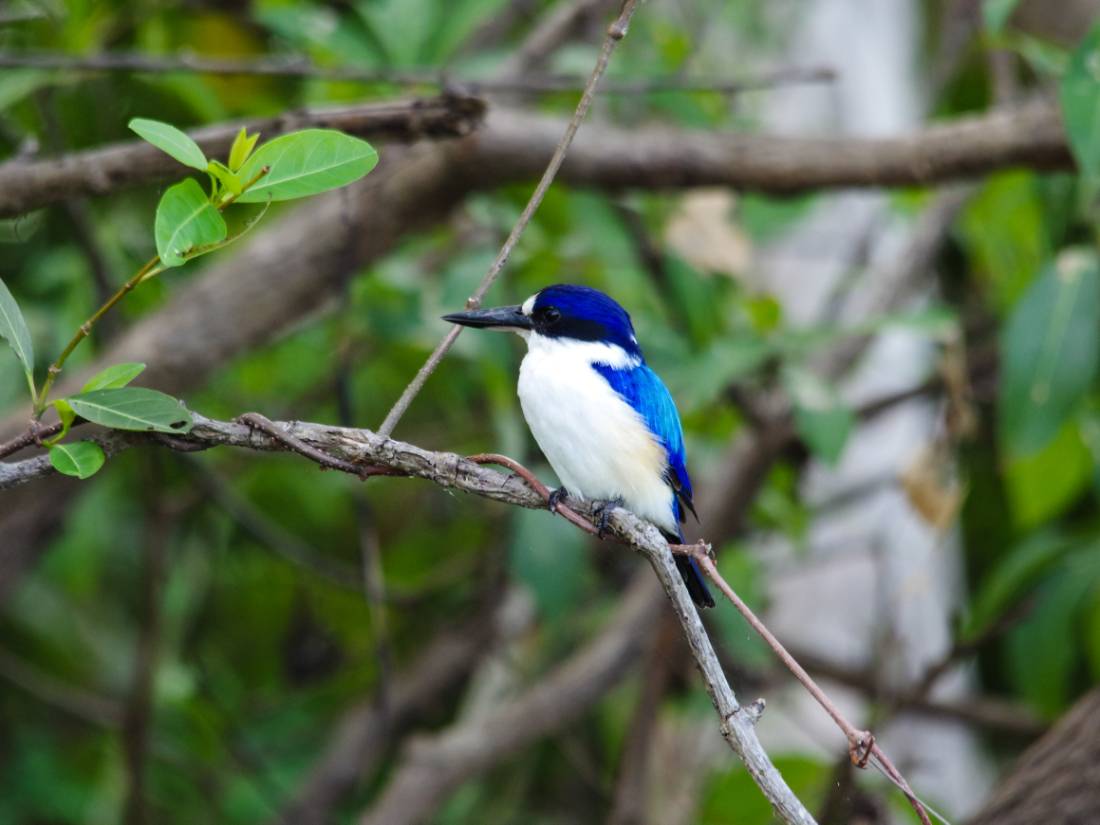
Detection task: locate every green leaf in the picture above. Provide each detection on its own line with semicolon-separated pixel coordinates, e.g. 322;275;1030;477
48;441;106;480
1006;551;1100;715
161;199;271;265
81;362;146;392
235;130;378;203
207;160;242;196
228;126;260;171
1004;419;1092;528
962;531;1077;641
999;250;1100;455
783;366;854;464
154;179;228;268
65;387;193;433
0;276;34;395
128;118;208;172
1060;23;1100;192
958;171;1049;311
982;0;1021;32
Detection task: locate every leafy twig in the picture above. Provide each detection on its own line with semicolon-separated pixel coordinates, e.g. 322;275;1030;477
32;165;270;415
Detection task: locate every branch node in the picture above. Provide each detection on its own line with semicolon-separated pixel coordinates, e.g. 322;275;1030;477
849;730;876;768
743;697;767;724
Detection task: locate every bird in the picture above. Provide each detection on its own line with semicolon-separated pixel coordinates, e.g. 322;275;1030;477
444;283;715;609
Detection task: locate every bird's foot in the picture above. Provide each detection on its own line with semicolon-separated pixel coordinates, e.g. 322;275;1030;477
593;497;624;538
548;487;571;513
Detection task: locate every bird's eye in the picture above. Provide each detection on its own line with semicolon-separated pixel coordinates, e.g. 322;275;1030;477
541;307;562;324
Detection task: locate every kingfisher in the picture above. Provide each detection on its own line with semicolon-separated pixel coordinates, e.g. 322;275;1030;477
444;284;714;609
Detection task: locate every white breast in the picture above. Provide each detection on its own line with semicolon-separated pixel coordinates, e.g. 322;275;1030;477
516;334;678;535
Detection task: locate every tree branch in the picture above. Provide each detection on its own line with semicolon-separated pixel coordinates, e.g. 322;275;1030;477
0;97;1069;219
967;687;1100;825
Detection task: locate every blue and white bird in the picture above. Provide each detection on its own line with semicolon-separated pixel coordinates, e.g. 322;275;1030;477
444;284;714;608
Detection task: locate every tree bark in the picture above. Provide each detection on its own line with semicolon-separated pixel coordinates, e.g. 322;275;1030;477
968;688;1100;825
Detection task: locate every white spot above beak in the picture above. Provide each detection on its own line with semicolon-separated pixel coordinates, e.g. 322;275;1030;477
521;294;537;316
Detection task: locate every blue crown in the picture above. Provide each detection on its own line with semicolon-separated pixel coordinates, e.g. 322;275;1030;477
533;284;641;357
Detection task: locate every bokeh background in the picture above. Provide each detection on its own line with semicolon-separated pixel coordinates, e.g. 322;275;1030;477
2;0;1100;823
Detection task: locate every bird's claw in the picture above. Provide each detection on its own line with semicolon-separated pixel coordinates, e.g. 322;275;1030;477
548;487;570;513
593;497;624;538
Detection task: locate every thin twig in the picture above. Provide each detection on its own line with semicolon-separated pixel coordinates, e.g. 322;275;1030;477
33;254;160;413
376;0;641;437
694;556;933;824
0;420;63;459
0;49;835;96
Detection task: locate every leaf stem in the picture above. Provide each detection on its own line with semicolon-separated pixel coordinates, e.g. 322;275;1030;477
34;255;160;415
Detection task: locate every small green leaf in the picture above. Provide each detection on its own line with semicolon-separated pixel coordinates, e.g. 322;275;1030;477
783;366;854;465
999;249;1100;455
154;179;228;268
208;160;242;196
66;387;193;433
235;130;378;203
0;276;34;395
228;126;260;171
128;118;208;172
982;0;1021;33
48;441;106;479
82;362;146;392
1060;23;1100;192
46;398;77;445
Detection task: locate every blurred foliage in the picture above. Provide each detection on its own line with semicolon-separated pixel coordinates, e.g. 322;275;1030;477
1;1;1099;823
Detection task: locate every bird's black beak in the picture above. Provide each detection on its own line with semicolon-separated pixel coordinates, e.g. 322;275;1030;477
442;304;532;331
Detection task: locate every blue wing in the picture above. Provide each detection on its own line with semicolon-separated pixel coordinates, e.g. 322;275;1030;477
592;362;696;528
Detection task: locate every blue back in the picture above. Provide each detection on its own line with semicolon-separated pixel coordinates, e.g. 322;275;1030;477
592;361;695;532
